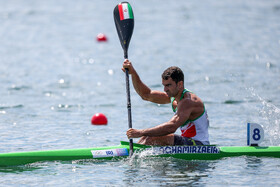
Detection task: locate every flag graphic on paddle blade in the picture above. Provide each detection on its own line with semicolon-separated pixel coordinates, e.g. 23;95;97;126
118;3;134;20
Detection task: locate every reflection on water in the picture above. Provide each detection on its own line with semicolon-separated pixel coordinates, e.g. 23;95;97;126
123;157;216;186
245;157;263;170
0;165;42;174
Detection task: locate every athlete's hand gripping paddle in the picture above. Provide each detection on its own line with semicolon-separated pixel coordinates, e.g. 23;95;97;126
113;2;134;157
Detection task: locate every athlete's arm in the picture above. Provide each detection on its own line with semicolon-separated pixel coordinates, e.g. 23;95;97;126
126;99;192;138
122;59;170;104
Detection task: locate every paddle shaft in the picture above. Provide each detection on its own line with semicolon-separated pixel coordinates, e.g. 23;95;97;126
124;52;133;157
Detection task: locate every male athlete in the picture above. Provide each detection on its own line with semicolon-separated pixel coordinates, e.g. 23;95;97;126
123;59;210;146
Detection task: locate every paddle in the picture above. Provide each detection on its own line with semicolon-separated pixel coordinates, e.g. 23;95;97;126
113;2;134;157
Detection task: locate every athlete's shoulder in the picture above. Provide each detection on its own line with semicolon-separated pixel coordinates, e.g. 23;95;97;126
181;92;203;107
148;90;171;104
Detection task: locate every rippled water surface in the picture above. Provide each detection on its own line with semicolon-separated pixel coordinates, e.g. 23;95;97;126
0;0;280;186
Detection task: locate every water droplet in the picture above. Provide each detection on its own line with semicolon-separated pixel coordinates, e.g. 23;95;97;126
59;79;65;84
89;58;95;64
108;69;114;75
266;62;271;69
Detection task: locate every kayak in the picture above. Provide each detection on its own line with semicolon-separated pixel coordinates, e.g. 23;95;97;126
0;141;280;166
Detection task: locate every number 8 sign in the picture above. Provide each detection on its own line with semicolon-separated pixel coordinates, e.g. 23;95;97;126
247;123;264;146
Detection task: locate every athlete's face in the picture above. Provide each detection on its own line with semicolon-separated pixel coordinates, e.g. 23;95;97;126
162;78;181;97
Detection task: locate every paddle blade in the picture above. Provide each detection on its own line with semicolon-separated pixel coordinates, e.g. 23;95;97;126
113;2;134;59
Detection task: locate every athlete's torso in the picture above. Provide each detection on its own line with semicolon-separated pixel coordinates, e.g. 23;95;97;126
171;89;210;145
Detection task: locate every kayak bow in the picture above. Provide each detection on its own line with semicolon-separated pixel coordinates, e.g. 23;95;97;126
0;141;280;166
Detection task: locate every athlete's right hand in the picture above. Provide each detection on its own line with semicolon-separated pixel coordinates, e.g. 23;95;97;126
126;128;143;139
122;59;135;74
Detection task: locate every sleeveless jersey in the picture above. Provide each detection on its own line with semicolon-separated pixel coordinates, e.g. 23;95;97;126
171;89;210;145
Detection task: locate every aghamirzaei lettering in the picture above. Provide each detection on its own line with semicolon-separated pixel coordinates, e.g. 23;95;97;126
145;146;220;155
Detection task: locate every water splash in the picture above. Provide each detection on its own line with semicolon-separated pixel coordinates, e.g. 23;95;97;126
248;87;280;145
126;148;172;168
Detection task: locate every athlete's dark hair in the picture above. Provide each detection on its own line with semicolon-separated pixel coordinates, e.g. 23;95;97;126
161;66;184;84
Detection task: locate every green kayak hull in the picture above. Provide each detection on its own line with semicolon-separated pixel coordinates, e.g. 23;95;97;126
0;141;279;166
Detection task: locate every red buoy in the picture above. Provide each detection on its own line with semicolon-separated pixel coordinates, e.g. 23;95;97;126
91;113;108;125
96;33;107;42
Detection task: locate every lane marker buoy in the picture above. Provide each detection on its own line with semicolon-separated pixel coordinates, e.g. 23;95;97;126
91;113;108;125
96;33;107;42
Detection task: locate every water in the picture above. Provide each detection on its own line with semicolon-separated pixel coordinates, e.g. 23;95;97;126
0;0;280;186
